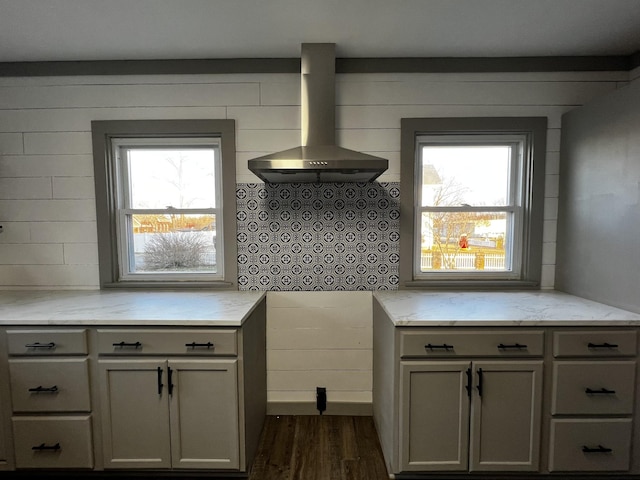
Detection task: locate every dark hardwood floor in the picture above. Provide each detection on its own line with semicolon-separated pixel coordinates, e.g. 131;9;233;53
249;415;390;480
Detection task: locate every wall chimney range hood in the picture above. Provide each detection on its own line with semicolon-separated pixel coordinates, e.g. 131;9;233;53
248;43;388;183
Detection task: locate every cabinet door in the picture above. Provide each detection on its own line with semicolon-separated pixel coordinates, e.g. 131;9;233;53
400;361;471;471
98;360;171;469
168;359;239;470
469;361;543;472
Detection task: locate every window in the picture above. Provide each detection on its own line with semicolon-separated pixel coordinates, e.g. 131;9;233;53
399;118;547;288
92;120;237;288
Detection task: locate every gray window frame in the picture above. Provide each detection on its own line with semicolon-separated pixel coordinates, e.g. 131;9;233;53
399;117;547;289
91;119;237;289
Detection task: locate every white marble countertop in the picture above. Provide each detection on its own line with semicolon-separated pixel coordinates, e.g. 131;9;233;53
0;290;265;326
373;290;640;326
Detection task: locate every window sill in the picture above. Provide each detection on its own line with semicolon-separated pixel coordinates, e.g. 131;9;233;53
102;281;236;290
402;280;540;290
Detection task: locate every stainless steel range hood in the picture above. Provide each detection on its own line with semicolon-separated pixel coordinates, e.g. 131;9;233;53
248;43;388;183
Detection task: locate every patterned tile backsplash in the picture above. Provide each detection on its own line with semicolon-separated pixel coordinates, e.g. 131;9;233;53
236;182;400;291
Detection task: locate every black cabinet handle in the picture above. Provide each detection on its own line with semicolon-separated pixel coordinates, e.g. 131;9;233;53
157;367;163;395
112;341;142;349
25;342;56;349
587;342;619;349
585;387;616;395
167;367;174;395
425;343;454;351
465;368;472;398
497;343;527;350
185;342;214;349
32;443;61;451
476;368;483;397
28;385;58;393
582;445;613;453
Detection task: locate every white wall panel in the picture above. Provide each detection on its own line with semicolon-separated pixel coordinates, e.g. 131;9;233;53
228;106;299;129
259;79;298;106
0;244;63;265
338;105;569;129
24;132;92;155
63;243;98;265
0;178;52;199
0;83;260;109
0;107;227;132
0;222;30;243
0;199;96;221
0;155;94;177
338;80;617;106
236;128;298;152
52;177;95;199
0;265;99;287
267;291;373;406
0;133;23;154
29;222;98;244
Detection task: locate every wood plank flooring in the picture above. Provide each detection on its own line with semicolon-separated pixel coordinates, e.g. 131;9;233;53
249;415;390;480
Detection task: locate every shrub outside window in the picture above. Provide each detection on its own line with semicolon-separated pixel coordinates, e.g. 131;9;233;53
400;118;547;288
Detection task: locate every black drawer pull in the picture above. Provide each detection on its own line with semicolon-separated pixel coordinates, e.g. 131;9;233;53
185;342;214;349
425;343;454;351
585;387;616;395
587;342;619;349
32;443;61;452
25;342;56;349
497;343;527;350
112;341;142;349
582;445;612;454
28;385;59;393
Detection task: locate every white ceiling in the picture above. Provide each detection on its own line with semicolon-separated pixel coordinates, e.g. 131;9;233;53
1;0;640;62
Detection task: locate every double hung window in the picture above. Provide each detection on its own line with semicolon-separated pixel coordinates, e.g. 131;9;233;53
114;138;223;280
400;118;547;287
92;120;237;288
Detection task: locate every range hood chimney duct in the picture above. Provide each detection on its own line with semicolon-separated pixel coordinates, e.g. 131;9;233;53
248;43;388;183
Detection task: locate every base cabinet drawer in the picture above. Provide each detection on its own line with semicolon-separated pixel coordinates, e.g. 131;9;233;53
7;329;88;356
551;361;636;415
9;358;91;412
549;419;632;472
97;329;237;356
12;416;93;469
553;331;637;357
400;330;544;357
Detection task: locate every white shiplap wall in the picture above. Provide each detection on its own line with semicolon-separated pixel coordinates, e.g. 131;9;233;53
0;68;631;408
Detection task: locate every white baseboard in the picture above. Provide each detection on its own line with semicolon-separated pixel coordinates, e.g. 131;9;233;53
267;401;373;416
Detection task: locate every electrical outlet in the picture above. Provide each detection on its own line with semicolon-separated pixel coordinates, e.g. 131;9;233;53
316;387;327;415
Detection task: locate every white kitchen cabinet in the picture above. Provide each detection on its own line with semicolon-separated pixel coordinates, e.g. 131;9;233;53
99;358;239;469
372;313;546;475
0;291;266;474
5;329;93;469
400;360;542;472
548;330;637;473
95;317;267;473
